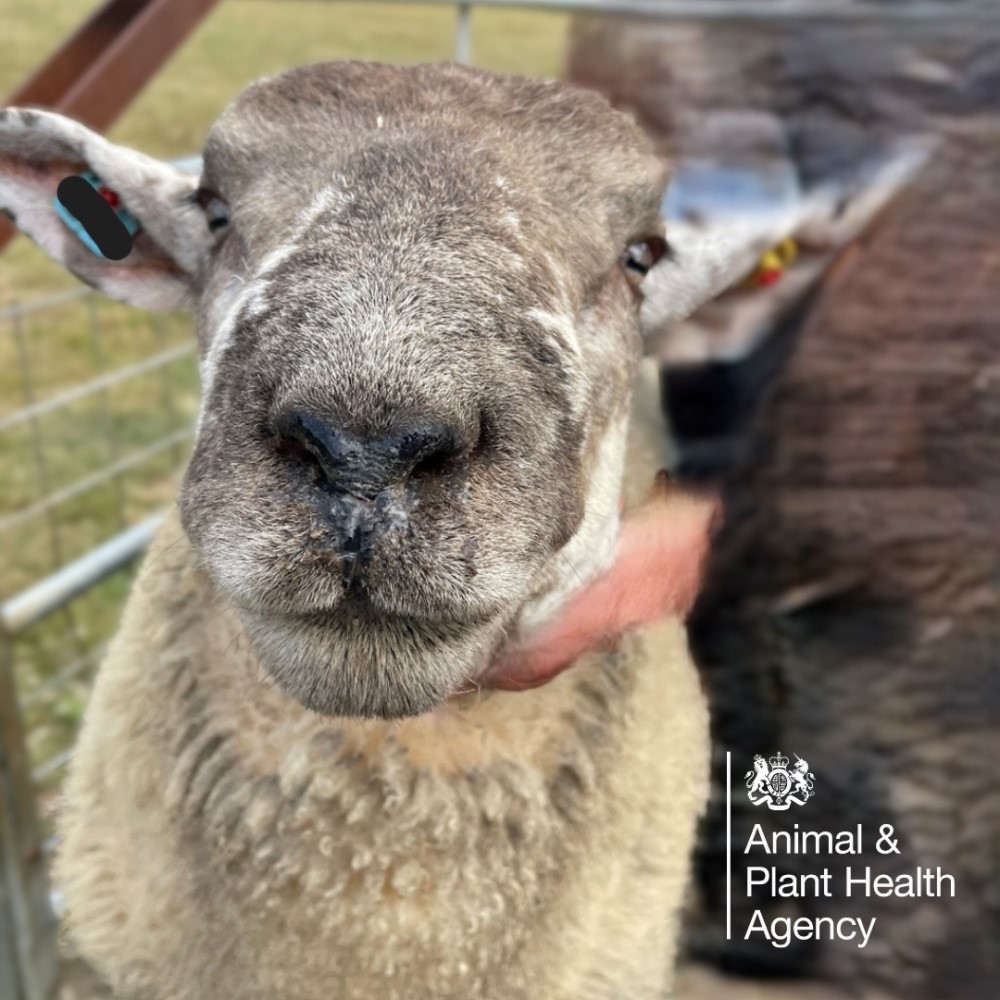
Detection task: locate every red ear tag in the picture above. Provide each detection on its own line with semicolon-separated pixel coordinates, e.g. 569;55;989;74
97;186;121;209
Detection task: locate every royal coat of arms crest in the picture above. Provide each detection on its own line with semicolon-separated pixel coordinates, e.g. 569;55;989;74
745;752;815;810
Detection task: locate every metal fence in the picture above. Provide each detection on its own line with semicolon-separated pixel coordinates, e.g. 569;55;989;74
0;284;198;999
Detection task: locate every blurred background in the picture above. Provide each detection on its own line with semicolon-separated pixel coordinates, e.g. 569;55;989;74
0;2;997;999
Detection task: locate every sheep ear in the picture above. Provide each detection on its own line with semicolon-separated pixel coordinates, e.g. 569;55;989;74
639;136;937;334
0;107;210;311
638;216;791;333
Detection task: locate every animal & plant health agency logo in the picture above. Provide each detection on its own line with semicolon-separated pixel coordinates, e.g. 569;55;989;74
725;751;958;952
744;751;815;810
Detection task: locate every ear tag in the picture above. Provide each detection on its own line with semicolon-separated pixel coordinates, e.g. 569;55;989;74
54;170;139;260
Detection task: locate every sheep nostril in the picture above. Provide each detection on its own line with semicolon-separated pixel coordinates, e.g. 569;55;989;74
272;408;473;495
272;410;354;486
400;424;465;479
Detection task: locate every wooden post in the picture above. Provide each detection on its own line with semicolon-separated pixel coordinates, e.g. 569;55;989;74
0;639;57;1000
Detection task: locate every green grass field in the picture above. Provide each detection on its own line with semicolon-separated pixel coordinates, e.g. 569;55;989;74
0;0;569;785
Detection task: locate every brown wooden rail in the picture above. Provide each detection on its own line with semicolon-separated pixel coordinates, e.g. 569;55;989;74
0;0;219;253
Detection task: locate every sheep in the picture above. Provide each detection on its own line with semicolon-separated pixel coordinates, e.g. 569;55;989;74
1;62;747;1000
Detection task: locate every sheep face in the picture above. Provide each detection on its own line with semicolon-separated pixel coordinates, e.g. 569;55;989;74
181;64;673;718
0;63;686;719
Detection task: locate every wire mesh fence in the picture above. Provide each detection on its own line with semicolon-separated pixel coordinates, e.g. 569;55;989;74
0;288;198;807
0;270;193;999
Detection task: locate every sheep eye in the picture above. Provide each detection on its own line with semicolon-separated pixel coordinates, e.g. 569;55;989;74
623;236;669;285
193;187;231;234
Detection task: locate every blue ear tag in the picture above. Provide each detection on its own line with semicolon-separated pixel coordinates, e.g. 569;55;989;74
54;170;140;260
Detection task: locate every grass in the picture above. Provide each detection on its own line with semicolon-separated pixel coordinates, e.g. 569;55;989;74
0;0;569;791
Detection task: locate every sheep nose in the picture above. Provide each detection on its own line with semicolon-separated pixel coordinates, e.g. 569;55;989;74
273;408;467;495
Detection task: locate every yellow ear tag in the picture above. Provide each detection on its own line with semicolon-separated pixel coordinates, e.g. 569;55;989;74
745;238;798;290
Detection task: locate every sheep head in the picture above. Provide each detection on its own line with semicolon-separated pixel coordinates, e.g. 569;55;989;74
0;63;737;719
